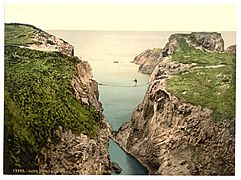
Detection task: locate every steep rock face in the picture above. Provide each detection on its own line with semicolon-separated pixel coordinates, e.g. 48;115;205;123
37;58;112;174
132;49;163;74
71;60;103;111
163;32;224;56
113;62;235;175
36;45;111;174
38;118;112;175
226;45;236;54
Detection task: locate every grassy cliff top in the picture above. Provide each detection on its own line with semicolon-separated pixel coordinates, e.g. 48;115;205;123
166;37;235;122
4;24;101;172
5;23;41;46
172;37;234;66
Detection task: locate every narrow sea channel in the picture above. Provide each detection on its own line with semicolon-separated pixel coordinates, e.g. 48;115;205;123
98;63;149;174
48;30;173;175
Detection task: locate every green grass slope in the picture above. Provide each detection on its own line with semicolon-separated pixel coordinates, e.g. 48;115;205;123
166;37;235;122
4;24;101;173
5;23;39;46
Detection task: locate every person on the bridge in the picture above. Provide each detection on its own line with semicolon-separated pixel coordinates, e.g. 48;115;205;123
133;78;137;87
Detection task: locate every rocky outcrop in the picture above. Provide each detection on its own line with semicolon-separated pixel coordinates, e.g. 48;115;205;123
226;45;236;54
9;23;74;56
113;63;235;175
26;31;74;56
163;32;224;56
132;49;163;74
187;32;224;52
162;34;180;56
24;32;73;56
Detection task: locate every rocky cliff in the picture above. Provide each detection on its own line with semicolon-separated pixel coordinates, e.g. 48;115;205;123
131;48;163;74
38;118;112;175
113;32;235;175
4;23;112;175
132;32;225;75
37;58;112;175
71;60;103;111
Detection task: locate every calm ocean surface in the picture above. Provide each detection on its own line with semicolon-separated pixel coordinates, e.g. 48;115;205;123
48;30;235;175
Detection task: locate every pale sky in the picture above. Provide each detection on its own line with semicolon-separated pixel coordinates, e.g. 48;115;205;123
4;3;237;31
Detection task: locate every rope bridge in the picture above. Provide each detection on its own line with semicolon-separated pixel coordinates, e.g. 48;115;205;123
98;82;149;88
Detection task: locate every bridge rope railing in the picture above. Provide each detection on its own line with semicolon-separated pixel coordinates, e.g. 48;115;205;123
97;82;149;88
